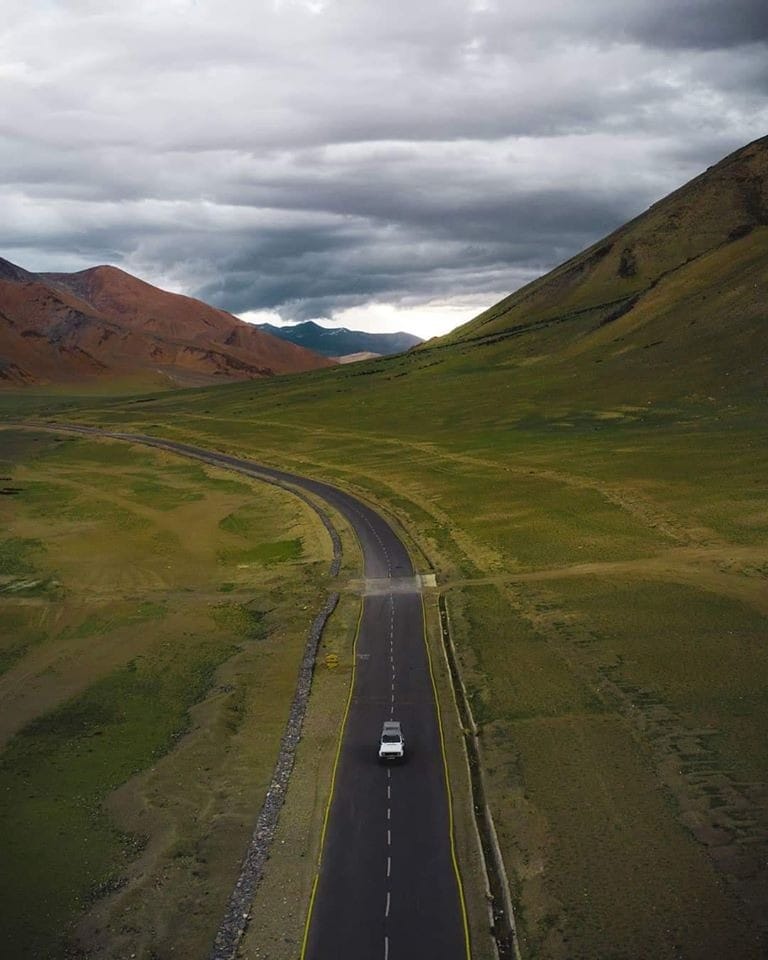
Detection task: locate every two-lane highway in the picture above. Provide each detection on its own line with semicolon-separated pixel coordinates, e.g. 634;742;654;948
41;428;470;959
305;583;468;960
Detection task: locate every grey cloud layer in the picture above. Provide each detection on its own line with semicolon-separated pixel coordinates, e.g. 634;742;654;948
1;0;766;326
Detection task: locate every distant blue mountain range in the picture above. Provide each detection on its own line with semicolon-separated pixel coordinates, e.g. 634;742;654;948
255;320;422;357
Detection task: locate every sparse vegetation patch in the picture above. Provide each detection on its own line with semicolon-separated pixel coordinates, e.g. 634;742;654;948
0;428;333;958
0;536;44;576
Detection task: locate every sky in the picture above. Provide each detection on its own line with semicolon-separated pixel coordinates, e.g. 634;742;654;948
2;1;767;339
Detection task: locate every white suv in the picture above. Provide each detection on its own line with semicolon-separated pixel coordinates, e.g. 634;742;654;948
378;720;405;761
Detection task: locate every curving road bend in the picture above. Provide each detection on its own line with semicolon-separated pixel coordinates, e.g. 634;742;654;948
47;428;470;960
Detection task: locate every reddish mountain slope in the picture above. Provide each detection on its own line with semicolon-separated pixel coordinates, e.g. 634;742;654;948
0;259;333;387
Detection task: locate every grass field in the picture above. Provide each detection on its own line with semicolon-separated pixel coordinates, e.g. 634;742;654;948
450;582;764;959
2;299;767;960
0;427;337;959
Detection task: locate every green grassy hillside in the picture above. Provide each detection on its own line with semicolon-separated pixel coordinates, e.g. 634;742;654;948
1;136;767;960
431;135;767;402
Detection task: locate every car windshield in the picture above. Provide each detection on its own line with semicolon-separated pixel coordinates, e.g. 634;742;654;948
382;734;400;743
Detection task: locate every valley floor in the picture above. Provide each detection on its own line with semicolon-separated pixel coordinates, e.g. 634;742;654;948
2;366;766;960
65;388;766;960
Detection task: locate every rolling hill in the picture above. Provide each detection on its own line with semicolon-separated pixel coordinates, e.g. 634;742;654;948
0;260;333;388
255;320;422;359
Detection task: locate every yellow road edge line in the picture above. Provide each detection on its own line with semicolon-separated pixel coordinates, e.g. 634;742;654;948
421;591;473;960
299;593;364;959
299;875;320;959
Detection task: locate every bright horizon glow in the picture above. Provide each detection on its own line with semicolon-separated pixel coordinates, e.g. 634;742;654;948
239;294;502;340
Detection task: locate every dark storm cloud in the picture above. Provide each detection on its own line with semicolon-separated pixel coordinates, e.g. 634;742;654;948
1;0;766;334
191;183;632;318
478;0;768;53
629;0;768;50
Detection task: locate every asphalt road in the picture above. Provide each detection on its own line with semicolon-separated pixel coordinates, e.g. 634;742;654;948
45;428;469;960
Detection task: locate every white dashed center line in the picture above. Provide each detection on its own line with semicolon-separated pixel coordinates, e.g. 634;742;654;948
385;595;395;952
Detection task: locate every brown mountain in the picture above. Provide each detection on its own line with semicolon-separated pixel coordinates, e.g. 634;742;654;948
0;260;334;388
